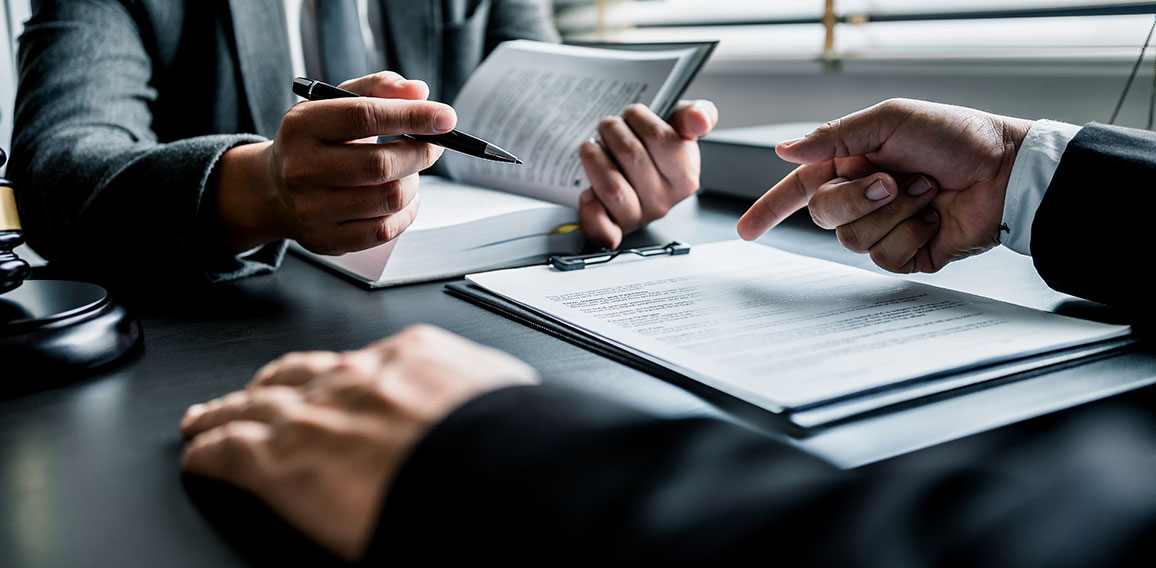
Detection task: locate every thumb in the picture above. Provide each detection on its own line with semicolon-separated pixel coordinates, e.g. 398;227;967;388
776;99;911;165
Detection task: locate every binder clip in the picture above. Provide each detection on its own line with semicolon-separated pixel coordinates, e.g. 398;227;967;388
548;241;690;271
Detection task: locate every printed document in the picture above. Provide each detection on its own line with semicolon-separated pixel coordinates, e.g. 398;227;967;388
467;240;1130;410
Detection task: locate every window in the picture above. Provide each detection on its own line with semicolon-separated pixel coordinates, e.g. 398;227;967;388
554;1;1156;73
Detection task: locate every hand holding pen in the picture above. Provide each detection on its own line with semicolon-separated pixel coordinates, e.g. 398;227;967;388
293;78;521;164
213;72;459;256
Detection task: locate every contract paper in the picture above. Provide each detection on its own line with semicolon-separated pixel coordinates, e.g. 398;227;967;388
444;40;701;206
467;240;1131;410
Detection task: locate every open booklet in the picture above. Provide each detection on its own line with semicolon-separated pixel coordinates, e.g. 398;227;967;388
294;39;717;288
448;240;1135;433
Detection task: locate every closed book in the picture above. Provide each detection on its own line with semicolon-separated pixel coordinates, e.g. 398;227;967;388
699;122;822;200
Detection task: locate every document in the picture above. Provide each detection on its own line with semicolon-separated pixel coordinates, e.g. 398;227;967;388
294;39;715;288
466;240;1131;412
444;40;710;205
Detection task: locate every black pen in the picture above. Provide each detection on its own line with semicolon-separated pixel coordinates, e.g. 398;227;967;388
292;77;521;164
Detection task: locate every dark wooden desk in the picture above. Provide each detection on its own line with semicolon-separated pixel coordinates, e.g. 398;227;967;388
2;194;1154;566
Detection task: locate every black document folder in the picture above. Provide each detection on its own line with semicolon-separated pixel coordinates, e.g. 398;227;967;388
444;239;1155;467
446;281;1134;434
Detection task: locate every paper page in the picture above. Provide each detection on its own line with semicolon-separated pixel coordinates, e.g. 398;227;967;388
409;176;564;230
296;176;574;283
467;241;1130;410
444;40;697;206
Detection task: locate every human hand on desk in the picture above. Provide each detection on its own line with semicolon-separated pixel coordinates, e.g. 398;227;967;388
578;100;719;248
179;325;538;562
213;72;453;255
737;98;1033;273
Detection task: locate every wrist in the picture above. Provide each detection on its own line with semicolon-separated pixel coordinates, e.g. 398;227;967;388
215;141;282;252
994;115;1036;199
1002;117;1035;157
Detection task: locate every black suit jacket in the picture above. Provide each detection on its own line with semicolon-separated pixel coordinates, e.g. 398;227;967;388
9;0;556;281
1032;123;1156;318
368;124;1156;566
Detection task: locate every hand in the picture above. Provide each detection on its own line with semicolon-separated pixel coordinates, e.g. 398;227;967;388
578;100;719;248
179;325;539;562
214;72;458;254
736;99;1033;273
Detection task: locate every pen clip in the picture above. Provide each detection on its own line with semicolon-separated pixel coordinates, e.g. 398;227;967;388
548;241;690;271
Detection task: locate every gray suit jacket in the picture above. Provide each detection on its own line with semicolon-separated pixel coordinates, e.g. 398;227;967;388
10;0;557;280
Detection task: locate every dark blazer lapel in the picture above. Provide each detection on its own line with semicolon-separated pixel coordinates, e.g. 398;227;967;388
227;0;293;137
381;0;442;99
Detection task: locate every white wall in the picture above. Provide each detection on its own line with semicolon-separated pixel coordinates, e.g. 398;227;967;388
2;0;31;176
685;63;1156;133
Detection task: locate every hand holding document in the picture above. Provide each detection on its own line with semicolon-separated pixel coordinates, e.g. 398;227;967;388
460;240;1131;427
295;40;715;288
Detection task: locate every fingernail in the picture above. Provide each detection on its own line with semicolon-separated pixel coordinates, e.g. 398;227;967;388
908;175;933;196
433;109;455;132
865;179;890;201
580;190;595;204
779;137;805;147
922;209;940;223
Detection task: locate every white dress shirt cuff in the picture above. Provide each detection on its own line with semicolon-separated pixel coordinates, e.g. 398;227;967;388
1000;119;1082;256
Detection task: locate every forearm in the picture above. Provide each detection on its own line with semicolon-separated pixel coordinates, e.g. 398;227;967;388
1030;123;1156;314
11;129;284;281
372;384;1156;565
10;0;284;281
371;385;849;564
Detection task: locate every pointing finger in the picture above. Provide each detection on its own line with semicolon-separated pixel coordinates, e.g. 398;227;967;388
737;160;836;240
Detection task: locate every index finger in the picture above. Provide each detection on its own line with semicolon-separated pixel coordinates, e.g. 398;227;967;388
295;98;456;143
736;160;836;240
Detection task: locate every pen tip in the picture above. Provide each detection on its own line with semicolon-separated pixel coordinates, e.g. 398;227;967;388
485;143;521;164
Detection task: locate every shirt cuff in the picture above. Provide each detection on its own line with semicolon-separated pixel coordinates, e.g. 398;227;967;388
1000;119;1082;256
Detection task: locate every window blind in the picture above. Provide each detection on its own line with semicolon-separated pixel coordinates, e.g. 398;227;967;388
554;1;1156;71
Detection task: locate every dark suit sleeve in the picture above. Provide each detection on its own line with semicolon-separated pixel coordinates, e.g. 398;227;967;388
367;385;1156;566
485;0;561;48
1031;123;1156;316
9;0;284;282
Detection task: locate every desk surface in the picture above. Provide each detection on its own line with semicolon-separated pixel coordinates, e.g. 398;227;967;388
2;194;1154;567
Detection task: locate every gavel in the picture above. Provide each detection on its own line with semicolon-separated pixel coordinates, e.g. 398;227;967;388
0;145;142;387
0;147;31;293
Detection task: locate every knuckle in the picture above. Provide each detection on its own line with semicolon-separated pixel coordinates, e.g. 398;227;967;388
404;104;430;132
350;99;379;136
369;149;396;181
618;139;647;168
383;182;406;214
376;217;403;244
377;215;407;243
397;324;442;349
372;70;404;85
623;103;648;120
597;116;619;132
281;105;307;133
279;155;309;186
603;180;633;207
423;142;442;168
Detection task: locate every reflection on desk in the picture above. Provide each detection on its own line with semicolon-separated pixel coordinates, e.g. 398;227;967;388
0;194;1152;566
